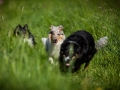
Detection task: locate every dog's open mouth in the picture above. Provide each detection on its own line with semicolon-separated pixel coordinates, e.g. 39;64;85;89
65;59;75;67
66;63;70;66
53;40;58;44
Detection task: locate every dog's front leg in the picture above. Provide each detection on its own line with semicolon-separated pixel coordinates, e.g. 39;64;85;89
49;57;54;64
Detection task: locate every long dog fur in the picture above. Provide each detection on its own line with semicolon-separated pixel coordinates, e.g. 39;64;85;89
41;25;65;64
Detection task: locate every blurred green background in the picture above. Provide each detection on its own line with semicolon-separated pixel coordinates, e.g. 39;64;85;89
0;0;120;90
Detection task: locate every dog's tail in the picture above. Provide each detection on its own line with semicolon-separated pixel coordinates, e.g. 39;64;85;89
95;36;108;50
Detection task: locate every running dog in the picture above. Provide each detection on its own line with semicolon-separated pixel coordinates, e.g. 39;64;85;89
59;30;97;73
41;25;65;64
14;24;36;47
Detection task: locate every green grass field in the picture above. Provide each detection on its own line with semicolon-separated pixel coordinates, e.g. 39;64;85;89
0;0;120;90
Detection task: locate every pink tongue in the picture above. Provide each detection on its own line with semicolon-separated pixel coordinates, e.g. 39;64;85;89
66;63;70;66
54;43;57;45
54;42;57;44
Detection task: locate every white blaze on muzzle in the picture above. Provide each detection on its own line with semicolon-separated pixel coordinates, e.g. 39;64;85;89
65;56;70;62
65;56;71;66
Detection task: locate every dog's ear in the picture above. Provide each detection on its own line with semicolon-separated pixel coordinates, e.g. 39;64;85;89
62;42;70;48
24;24;28;30
74;45;81;54
48;34;51;39
14;25;21;36
50;25;53;30
18;24;22;29
58;25;63;30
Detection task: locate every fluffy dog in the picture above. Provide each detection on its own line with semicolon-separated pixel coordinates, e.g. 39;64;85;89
41;25;65;64
59;30;97;73
14;24;36;47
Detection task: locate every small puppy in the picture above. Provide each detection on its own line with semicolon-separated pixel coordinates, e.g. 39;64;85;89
14;24;36;47
41;25;65;64
59;30;97;73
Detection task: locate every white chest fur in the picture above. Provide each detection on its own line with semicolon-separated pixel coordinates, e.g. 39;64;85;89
50;41;62;58
24;38;33;47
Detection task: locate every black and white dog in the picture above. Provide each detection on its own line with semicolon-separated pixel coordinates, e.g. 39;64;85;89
14;24;36;47
59;30;97;73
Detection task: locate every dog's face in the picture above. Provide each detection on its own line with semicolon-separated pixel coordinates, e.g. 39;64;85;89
14;24;36;47
49;25;65;44
14;24;29;38
60;41;82;67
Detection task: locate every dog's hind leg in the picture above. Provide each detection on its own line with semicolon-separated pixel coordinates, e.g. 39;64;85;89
83;48;97;71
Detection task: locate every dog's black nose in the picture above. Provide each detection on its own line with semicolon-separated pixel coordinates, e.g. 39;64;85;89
53;39;57;43
66;59;70;63
65;58;70;66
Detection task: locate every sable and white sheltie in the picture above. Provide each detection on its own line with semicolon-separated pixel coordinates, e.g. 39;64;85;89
41;25;65;64
14;24;36;47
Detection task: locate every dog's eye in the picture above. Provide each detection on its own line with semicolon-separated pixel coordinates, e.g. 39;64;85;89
49;31;54;34
61;34;63;35
63;54;65;57
52;32;55;35
72;52;76;56
17;32;20;35
65;51;69;55
66;50;68;53
60;52;63;54
58;34;60;35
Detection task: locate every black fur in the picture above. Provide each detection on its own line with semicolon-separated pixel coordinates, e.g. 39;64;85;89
14;24;36;45
59;30;97;73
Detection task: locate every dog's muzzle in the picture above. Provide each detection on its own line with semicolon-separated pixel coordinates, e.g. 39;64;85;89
64;56;76;67
53;39;58;44
65;56;70;66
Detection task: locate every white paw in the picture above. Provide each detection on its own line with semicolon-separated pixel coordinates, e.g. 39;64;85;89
49;57;54;64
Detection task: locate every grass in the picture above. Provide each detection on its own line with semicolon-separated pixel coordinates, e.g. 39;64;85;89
0;0;120;90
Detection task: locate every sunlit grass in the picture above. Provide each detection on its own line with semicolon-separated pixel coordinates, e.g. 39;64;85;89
0;0;120;90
